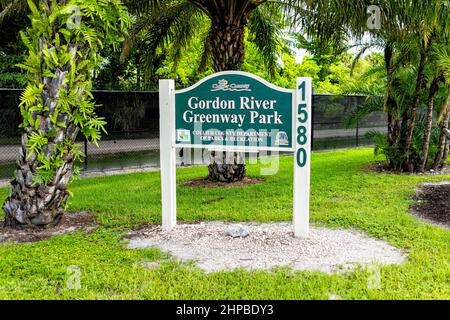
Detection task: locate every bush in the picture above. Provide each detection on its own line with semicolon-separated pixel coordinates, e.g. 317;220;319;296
366;121;441;172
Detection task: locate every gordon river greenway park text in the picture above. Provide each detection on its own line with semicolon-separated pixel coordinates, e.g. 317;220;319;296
182;96;283;128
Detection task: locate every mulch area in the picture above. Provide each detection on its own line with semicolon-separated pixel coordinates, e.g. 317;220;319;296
183;177;264;188
364;163;450;228
411;184;450;228
0;211;96;243
363;162;450;176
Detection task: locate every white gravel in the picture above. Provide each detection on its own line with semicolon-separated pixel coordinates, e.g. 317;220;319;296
126;222;406;274
421;180;450;186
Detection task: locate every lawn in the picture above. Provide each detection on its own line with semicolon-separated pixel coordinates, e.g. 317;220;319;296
0;148;449;299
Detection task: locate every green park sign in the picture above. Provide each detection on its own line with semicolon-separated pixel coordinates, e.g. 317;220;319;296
159;71;312;237
174;73;294;151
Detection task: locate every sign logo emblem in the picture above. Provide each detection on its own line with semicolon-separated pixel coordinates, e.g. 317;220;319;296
177;129;191;142
211;79;251;92
275;131;289;146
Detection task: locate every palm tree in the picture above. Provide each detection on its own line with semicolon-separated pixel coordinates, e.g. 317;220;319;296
367;0;450;172
306;0;450;172
2;0;130;228
431;45;450;170
122;0;292;182
375;0;450;172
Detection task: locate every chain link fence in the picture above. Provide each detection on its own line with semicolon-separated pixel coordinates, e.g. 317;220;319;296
312;95;387;149
0;89;386;179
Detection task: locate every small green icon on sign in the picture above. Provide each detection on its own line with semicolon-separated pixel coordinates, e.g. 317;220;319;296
177;129;191;142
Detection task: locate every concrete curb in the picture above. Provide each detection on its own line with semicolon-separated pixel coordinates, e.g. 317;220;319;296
0;165;162;188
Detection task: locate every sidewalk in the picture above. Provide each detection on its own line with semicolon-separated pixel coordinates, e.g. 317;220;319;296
0;127;386;163
0;165;161;188
0;138;160;163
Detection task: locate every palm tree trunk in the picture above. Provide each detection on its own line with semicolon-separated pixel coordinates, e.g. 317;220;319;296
3;139;76;227
442;137;450;168
433;97;450;170
384;45;403;170
3;36;79;228
3;0;125;228
403;47;427;172
208;151;246;182
387;113;400;146
136;55;141;90
419;76;441;172
208;21;247;182
211;23;245;71
384;45;401;170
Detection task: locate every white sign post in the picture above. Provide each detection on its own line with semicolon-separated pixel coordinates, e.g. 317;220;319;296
293;78;312;237
159;79;177;230
158;73;312;237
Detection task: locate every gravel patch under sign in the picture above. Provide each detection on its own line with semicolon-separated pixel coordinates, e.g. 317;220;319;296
126;222;406;273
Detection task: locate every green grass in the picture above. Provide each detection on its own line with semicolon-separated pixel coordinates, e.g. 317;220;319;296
0;148;449;299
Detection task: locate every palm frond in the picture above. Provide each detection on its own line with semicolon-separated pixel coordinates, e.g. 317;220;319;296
432;44;450;82
344;95;384;128
122;0;204;79
123;0;166;15
198;25;213;73
248;4;284;77
349;42;379;76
